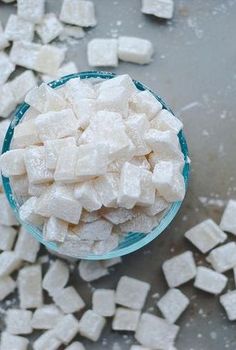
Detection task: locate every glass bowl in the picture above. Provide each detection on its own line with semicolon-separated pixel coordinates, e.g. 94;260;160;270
1;71;190;260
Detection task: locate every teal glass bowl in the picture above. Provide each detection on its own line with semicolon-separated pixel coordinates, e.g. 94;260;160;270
1;71;190;260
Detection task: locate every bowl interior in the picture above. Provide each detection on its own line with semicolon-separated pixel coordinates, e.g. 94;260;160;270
1;71;190;260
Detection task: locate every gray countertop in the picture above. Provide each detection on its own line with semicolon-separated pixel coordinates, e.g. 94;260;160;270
1;0;236;349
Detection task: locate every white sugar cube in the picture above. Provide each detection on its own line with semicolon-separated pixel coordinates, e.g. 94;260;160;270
9;70;37;104
68;98;96;129
142;0;174;19
125;114;151;156
43;217;68;242
4;15;35;42
116;276;150;310
53;286;85;314
53;314;80;344
28;182;50;197
220;290;236;321
60;0;96;27
157;288;189;323
102;207;135;225
24;146;54;184
97;86;129;117
13;120;41;149
57;61;78;77
152;161;185;202
58;233;94;257
32;304;64;329
148;150;184;170
0;332;29;350
33;330;62;350
0;276;16;301
18;0;45;23
0;84;17;118
118;162;141;209
64;77;96;101
5;309;32;335
72;219;113;241
162;251;197;287
143;194;168;216
194;266;227;295
80;210;101;223
87;39;118;67
144;129;179;155
36;13;63;44
92;289;115;317
130;90;162;120
220;199;236;235
0;194;18;226
74;181;102;212
98;74;136;97
54;145;79;183
0;22;9;50
184;219;227;253
0;149;26;177
0;251;22;278
118;36;153;65
135;313;179;349
93;234;119;255
15;227;40;262
78;260;108;282
19;197;44;226
9;175;28;196
43;259;69;296
37;44;66;75
94;173;120;207
79;310;106;341
206;242;236;273
0;225;17;251
10;40;41;70
151;109;183;134
0;52;15;86
18;265;43;309
137;169;155;206
119;211;156;234
113;307;140;331
45;137;76;169
65;342;86;350
22;106;39;122
102;257;122;268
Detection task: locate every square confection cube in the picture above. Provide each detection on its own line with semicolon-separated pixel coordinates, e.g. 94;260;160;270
45;137;76;169
87;39;118;67
58;232;94;257
129;90;162;120
32;304;64;330
92;289;115;317
43;217;68;242
65;342;86;350
206;242;236;273
92;234;119;255
194;266;227;295
17;0;45;23
78;260;108;282
33;330;62;350
15;226;40;263
118;36;153;65
97;86;129;117
74;181;102;212
162;251;197;287
125;118;151;156
119;210;156;234
9;71;37;104
0;332;29;350
220;200;236;235
184;219;227;253
53;286;85;314
116;276;150;310
5;309;32;335
19;197;45;226
12;120;40;149
0;149;26;177
60;0;96;27
10;40;41;70
137;169;155;206
72;219;113;241
0;84;17;118
94;173;120;208
18;265;43;309
144;194;168;216
142;0;174;19
4;15;35;42
80;210;101;223
54;145;79;183
98;74;136;97
112;308;140;331
0;194;18;226
36;44;66;76
157;288;189;323
79;310;106;341
0;225;17;251
53;314;80;344
135;313;179;349
0;52;15;86
0;276;16;301
151;109;183;134
64;77;96;101
144;129;179;155
118;162;141;209
28;182;49;197
69;98;96;129
220;290;236;321
36;13;63;44
102;207;134;225
0;251;22;278
42;259;69;296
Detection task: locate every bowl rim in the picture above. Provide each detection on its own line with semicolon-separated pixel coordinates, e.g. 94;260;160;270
1;70;190;260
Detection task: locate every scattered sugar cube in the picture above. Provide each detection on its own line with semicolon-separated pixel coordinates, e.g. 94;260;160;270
13;120;41;149
93;234;119;255
0;52;15;86
143;194;168;216
0;225;17;251
142;0;174;19
43;259;69;296
0;149;26;177
119;211;156;234
36;13;63;44
74;181;102;212
5;309;32;335
32;304;64;329
43;217;68;242
87;39;118;67
0;251;22;278
162;251;197;287
184;219;227;253
9;70;37;104
28;182;50;197
94;173;120;207
157;288;189;323
97;86;129;117
0;332;29;350
33;330;62;350
78;260;108;282
135;313;179;349
98;74;136;97
79;310;106;341
53;286;85;314
0;276;16;301
118;162;141;209
0;84;17;118
65;342;86;350
0;194;18;226
45;137;76;169
129;90;162;120
151;109;183;134
57;61;78;77
17;0;45;23
112;307;140;331
18;265;43;309
54;145;79;183
118;36;153;65
116;276;150;310
19;197;44;226
60;0;97;27
220;199;236;235
0;21;9;50
194;266;227;295
92;289;115;317
53;314;80;344
4;15;35;42
10;40;41;70
72;219;113;240
206;242;236;273
220;290;236;321
102;207;135;225
102;257;122;268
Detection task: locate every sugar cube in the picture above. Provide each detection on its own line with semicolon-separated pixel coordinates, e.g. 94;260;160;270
74;181;102;212
9;174;29;201
28;182;50;197
53;286;85;313
93;234;119;255
10;40;41;70
142;0;174;19
68;98;96;129
135;313;179;349
119;211;156;234
137;169;155;206
129;90;162;120
116;276;150;310
5;309;32;335
162;251;197;287
98;74;136;97
102;207;135;225
45;137;76;169
18;265;43;309
112;307;140;331
58;232;94;257
79;310;106;341
0;194;18;226
206;242;236;273
9;70;37;104
72;219;113;241
125;114;151;156
54;145;79;183
13;120;41;148
78;260;108;282
87;39;118;67
220;290;236;321
0;52;15;86
60;0;97;27
4;15;35;42
118;36;153;65
43;259;69;296
220;199;236;235
194;266;227;295
0;276;16;301
53;314;80;344
0;332;29;350
92;289;115;317
0;84;17;118
0;251;22;278
97;86;129;117
144;129;180;156
36;13;63;44
80;210;101;223
65;342;86;350
22;107;39;122
33;330;62;350
94;173;120;207
151;109;183;134
32;304;64;329
143;194;168;216
184;219;227;253
0;225;17;251
64;77;96;101
17;0;45;23
43;217;68;242
157;288;189;323
118;162;141;209
19;197;44;226
0;149;26;177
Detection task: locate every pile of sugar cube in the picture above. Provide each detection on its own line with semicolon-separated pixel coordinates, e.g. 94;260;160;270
0;73;185;256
